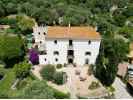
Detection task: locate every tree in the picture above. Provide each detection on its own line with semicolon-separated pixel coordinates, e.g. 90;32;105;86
14;60;31;79
118;26;133;41
0;35;25;67
6;3;17;14
123;4;133;17
0;15;35;35
113;14;126;27
16;15;35;34
0;1;5;17
95;38;129;86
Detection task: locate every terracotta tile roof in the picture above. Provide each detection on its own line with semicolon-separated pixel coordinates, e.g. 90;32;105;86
46;26;101;40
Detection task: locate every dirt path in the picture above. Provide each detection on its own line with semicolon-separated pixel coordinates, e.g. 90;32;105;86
31;65;43;80
65;65;77;98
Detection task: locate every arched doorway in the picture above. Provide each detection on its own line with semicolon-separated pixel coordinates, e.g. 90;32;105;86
85;58;89;64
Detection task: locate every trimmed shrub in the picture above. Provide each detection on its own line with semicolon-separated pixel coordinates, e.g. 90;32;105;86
53;72;67;85
107;85;115;93
41;64;56;81
56;64;63;69
88;81;100;90
88;64;94;75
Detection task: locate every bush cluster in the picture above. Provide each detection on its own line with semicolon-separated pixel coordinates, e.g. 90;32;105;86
53;72;67;85
41;64;67;85
40;64;56;81
88;81;100;90
15;80;70;99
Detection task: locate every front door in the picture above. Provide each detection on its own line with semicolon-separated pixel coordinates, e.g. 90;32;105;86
68;58;73;64
67;50;74;64
85;59;89;64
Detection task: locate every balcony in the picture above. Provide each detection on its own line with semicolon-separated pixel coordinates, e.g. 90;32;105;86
67;45;73;50
67;55;74;59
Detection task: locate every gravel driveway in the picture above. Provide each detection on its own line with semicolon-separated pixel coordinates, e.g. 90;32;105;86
112;77;133;99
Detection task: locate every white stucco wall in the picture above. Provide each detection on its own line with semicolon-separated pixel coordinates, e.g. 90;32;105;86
39;39;68;65
32;26;47;43
73;40;101;65
39;39;101;65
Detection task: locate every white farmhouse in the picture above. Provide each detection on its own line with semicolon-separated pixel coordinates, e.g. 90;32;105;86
32;25;101;66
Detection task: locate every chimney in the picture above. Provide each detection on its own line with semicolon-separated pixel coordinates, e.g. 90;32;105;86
68;21;71;28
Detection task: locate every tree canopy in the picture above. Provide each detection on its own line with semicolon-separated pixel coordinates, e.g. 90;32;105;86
0;0;132;27
14;60;31;79
0;34;25;67
95;38;129;86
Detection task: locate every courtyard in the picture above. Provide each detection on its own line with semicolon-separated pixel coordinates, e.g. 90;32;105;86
32;64;108;98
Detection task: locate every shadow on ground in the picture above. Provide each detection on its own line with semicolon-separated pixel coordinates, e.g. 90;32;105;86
126;83;133;97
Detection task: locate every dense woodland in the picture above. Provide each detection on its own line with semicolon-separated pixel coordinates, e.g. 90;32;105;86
0;0;133;27
0;0;133;96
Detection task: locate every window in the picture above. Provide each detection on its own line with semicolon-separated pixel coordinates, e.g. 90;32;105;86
54;51;59;55
55;58;58;62
85;51;91;55
32;38;35;43
44;32;46;35
35;45;38;49
54;40;57;44
44;58;47;61
85;58;89;64
88;40;91;45
69;40;73;46
38;32;40;35
40;41;42;44
40;51;47;55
